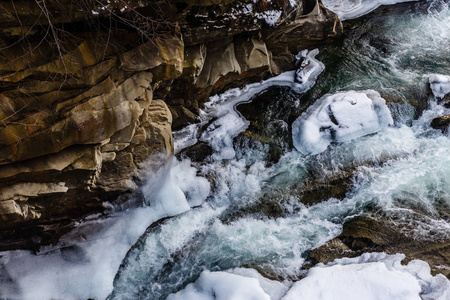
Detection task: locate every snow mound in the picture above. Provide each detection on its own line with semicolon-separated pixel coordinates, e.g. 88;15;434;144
166;270;272;300
322;0;419;21
283;253;450;300
292;90;393;155
429;74;450;99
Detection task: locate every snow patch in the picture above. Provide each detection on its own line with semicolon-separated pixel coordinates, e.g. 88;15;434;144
283;253;450;300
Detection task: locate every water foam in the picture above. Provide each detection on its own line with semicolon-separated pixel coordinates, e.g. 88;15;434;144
0;158;210;300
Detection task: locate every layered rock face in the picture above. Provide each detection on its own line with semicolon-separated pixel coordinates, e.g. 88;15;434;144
0;0;342;250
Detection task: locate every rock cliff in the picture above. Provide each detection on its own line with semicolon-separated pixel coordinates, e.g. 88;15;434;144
0;0;342;250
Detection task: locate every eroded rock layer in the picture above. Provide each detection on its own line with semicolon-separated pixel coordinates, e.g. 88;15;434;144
0;0;342;249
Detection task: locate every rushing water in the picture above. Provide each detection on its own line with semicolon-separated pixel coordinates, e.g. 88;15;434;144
109;1;450;299
1;1;450;299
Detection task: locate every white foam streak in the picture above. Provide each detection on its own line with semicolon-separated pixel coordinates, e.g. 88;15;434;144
110;205;223;299
0;207;181;300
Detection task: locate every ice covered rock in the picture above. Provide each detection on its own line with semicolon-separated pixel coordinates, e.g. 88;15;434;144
429;74;450;100
171;159;211;207
295;49;325;87
292;90;393;155
197;49;325;161
322;0;419;21
144;160;191;217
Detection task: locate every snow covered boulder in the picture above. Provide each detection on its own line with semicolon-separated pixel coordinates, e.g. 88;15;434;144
429;74;450;100
292;90;393;155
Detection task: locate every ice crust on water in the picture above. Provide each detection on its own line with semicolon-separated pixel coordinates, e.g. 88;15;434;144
429;74;450;99
292;90;394;155
322;0;419;21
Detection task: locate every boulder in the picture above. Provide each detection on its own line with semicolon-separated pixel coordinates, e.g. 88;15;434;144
431;114;450;133
307;216;450;278
264;0;343;53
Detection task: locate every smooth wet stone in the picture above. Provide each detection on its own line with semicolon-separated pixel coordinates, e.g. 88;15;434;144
430;115;450;133
307;216;450;279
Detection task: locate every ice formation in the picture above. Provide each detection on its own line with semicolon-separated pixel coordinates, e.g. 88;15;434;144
196;49;324;160
292;90;393;155
429;74;450;99
322;0;419;21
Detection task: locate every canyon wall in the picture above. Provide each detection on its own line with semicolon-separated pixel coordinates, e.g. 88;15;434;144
0;0;341;250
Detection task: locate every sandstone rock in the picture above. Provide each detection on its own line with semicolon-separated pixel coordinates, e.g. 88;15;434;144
0;145;102;181
235;37;271;71
0;72;152;165
0;0;345;251
121;33;184;81
264;1;342;53
183;45;207;81
196;39;242;88
0;182;68;222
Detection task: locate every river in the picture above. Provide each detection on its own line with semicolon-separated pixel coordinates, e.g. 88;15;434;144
1;1;449;299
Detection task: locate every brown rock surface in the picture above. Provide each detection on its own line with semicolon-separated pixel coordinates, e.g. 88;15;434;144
0;0;342;249
307;216;450;279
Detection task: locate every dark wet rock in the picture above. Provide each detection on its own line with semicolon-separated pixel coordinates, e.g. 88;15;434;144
0;0;342;250
298;174;353;206
307;216;450;278
237;86;304;163
177;142;213;162
430;114;450;133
